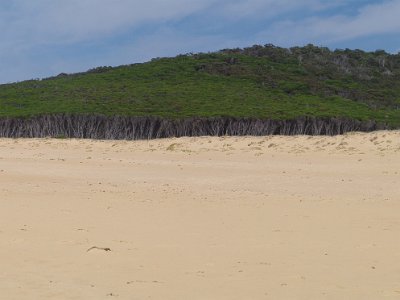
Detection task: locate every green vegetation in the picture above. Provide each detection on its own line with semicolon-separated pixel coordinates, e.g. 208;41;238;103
1;44;399;127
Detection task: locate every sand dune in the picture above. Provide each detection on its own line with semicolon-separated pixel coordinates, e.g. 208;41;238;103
0;131;399;299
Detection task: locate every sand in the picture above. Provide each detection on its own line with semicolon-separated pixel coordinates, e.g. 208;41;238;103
0;131;399;299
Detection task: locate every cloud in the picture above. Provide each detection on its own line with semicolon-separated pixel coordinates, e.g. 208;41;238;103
218;0;340;18
0;0;347;49
1;0;217;46
256;0;400;46
326;0;400;40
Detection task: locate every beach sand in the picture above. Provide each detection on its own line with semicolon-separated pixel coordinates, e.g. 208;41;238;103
0;131;399;299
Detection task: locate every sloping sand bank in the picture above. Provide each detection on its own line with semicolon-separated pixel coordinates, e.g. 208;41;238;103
1;131;399;299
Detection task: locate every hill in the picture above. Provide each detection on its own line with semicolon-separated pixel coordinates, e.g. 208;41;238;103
0;44;399;138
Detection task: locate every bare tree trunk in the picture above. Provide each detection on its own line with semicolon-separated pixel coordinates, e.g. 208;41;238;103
0;114;389;140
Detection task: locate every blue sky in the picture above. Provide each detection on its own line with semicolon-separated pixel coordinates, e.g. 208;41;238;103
1;0;400;83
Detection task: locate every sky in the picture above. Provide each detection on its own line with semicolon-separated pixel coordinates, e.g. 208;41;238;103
1;0;400;83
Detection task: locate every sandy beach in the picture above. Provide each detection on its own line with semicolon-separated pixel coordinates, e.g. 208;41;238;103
1;131;399;299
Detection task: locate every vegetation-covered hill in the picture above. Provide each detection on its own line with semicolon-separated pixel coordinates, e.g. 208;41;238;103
0;44;399;138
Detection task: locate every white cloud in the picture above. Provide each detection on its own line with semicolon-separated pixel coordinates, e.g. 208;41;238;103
0;0;217;47
257;0;400;46
219;0;341;18
0;0;346;49
327;0;400;40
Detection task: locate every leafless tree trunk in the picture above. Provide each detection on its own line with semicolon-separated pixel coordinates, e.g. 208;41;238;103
0;114;388;140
